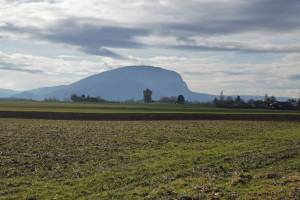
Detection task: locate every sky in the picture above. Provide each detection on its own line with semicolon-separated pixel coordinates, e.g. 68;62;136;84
0;0;300;97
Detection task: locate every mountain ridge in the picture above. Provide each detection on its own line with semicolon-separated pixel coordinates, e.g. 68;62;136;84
0;88;20;98
40;66;215;101
9;66;214;101
1;66;291;102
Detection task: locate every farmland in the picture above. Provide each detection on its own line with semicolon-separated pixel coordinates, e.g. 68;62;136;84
1;101;300;122
1;100;300;114
0;119;300;199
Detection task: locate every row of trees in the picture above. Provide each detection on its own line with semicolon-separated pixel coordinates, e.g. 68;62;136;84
69;90;300;110
214;91;300;110
70;94;107;103
143;88;185;104
157;95;185;104
70;90;186;104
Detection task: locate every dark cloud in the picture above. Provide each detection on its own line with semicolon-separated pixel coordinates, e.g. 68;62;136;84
0;19;148;58
171;43;300;54
79;47;124;59
165;0;300;37
240;0;300;32
289;74;300;81
0;23;37;34
2;16;300;55
41;1;300;55
1;1;300;55
0;62;43;74
43;19;148;49
244;0;300;22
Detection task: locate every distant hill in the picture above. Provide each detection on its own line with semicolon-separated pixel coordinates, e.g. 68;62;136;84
9;66;291;102
11;91;42;100
0;88;19;98
16;66;216;102
28;85;68;100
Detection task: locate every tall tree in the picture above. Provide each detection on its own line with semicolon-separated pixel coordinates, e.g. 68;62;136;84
235;96;242;104
143;89;153;103
220;91;225;103
177;95;185;104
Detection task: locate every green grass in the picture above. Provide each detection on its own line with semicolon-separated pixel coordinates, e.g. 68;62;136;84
0;100;300;115
0;119;300;199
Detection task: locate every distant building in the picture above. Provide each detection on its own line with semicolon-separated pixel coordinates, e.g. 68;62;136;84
270;101;296;110
143;89;153;103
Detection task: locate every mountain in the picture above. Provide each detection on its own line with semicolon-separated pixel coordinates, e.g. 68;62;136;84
0;88;19;98
30;85;68;98
11;91;42;100
20;66;215;102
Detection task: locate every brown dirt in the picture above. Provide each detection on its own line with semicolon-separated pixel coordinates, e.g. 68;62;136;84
0;111;300;121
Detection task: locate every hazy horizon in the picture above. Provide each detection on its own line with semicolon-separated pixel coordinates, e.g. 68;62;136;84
1;0;300;98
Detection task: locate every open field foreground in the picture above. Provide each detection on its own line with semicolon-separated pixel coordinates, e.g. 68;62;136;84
0;119;300;199
1;100;300;115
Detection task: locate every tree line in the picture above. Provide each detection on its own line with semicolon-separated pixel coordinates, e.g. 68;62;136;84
144;88;185;104
68;89;300;110
213;92;300;110
70;94;107;103
69;89;186;104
